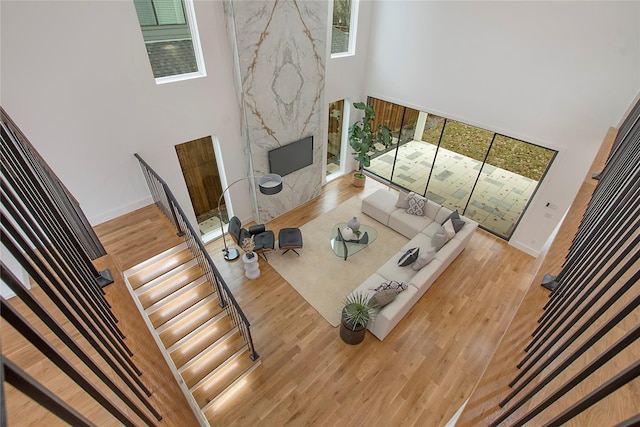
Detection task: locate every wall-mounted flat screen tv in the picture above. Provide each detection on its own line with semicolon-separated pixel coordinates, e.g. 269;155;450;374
268;136;313;177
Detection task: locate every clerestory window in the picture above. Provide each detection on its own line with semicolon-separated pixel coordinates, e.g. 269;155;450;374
133;0;206;83
331;0;358;56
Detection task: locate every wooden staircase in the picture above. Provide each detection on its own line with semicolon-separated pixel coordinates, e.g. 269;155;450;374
123;242;260;425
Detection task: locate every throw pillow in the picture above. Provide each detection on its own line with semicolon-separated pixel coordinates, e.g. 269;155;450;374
370;288;401;308
412;247;436;271
398;247;420;267
395;192;410;209
441;210;466;232
373;280;407;292
443;219;456;239
406;192;426;216
431;228;450;251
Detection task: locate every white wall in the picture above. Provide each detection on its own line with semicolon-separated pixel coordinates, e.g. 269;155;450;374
2;1;639;257
0;0;250;228
325;0;375;174
363;1;640;255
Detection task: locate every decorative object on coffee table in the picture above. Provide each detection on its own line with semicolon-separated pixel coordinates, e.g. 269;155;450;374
347;216;360;232
241;236;260;279
341;226;354;241
340;291;377;345
331;223;377;260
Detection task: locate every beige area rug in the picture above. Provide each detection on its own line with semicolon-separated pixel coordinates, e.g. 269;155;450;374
268;196;409;327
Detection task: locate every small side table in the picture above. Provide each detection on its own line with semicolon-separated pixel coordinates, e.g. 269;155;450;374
242;253;260;279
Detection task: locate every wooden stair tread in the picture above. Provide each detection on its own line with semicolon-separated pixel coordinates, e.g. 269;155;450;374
138;265;204;309
170;316;236;368
128;247;195;288
159;300;224;348
192;349;256;408
181;333;246;388
148;281;215;328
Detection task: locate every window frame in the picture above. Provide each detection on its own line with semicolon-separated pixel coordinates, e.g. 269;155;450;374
135;0;207;84
330;0;359;58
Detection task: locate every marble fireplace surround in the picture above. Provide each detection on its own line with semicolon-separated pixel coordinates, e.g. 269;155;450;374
224;0;327;222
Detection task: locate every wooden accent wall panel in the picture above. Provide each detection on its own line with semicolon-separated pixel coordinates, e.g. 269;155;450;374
369;97;420;135
175;136;222;218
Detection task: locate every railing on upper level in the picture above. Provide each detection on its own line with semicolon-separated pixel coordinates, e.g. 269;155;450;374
134;153;259;361
2;107;161;426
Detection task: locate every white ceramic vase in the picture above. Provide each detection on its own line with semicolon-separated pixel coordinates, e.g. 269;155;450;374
242;253;260;279
342;227;354;241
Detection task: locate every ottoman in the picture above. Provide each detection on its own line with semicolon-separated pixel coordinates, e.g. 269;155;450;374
278;228;303;256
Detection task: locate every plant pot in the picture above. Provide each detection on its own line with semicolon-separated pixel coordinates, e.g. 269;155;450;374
339;308;367;345
351;173;366;187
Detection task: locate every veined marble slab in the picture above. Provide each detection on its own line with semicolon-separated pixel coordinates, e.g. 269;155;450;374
226;0;327;221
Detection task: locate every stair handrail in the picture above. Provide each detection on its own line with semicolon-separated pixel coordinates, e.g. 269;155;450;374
134;153;259;361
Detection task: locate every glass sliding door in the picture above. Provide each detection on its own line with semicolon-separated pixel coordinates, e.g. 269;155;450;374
465;135;556;237
368;97;422;188
426;120;494;211
363;97;557;240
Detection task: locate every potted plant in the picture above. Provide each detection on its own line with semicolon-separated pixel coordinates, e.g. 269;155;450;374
339;291;378;344
241;235;260;279
241;235;256;259
348;101;393;187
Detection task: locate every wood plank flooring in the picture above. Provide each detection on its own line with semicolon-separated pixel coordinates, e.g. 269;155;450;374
199;175;540;426
3;174;540;426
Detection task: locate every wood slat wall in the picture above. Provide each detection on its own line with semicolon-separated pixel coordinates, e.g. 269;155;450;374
175;136;223;218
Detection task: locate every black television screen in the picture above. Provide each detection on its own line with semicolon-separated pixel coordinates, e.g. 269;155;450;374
268;136;313;177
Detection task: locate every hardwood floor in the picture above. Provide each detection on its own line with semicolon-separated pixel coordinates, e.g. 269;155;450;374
200;175;540;425
3;174;540;426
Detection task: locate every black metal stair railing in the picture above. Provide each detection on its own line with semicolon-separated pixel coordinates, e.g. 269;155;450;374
134;153;259;361
1;107;161;425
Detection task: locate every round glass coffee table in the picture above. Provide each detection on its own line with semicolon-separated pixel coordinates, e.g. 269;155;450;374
330;223;377;260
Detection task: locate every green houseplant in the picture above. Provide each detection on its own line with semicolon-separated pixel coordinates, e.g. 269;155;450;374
348;101;393;187
339;291;378;344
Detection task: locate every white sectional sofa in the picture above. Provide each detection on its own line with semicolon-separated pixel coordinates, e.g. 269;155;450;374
353;188;478;340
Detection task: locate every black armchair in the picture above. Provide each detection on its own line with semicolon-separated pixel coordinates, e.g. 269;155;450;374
228;216;275;261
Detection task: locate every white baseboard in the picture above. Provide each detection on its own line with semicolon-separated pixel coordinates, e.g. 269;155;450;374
90;196;154;226
508;240;541;258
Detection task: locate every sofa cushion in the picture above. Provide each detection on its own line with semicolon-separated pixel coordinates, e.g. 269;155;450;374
424;200;441;220
434;237;463;265
398;247;419;267
377;252;422;284
395;191;410;209
420;221;442;239
364;285;420;341
442;210;466;232
401;232;432;253
432;227;451;251
371;288;402;308
435;206;454;224
373;280;407;292
442;219;457;239
408;258;445;294
412;246;436;270
389;210;433;239
361;189;399;226
406;192;426;216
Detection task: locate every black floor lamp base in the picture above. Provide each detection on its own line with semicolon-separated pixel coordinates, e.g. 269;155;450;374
223;248;240;261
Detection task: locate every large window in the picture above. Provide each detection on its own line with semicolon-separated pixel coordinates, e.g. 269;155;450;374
331;0;358;56
133;0;205;83
367;98;556;239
